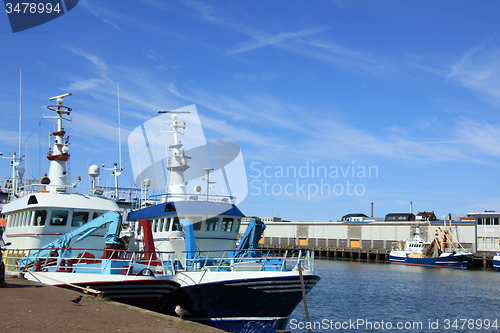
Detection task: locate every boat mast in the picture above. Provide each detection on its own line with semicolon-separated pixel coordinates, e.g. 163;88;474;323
44;93;72;193
159;111;191;202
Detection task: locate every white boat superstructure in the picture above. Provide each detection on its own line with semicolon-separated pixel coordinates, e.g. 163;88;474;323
1;93;127;251
127;111;244;253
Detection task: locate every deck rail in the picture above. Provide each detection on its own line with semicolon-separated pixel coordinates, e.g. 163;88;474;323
2;247;315;275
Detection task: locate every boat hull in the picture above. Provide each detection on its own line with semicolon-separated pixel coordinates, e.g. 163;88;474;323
493;255;500;271
162;273;320;333
24;271;180;312
389;253;472;269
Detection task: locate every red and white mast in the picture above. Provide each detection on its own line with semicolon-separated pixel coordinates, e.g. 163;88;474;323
44;93;72;193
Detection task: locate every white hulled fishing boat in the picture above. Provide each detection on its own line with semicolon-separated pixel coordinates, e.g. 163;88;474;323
1;93;125;252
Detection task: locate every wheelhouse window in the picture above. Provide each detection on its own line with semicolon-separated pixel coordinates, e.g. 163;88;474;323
221;217;234;232
188;216;203;231
164;218;171;231
25;211;33;226
34;210;47;226
72;211;89;227
50;210;68;226
205;217;219;231
92;211;104;219
171;217;180;231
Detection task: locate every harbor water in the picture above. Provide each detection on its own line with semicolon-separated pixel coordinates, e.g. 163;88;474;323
287;260;500;332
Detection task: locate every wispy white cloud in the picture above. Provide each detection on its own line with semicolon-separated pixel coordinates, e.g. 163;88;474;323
80;0;121;31
447;40;500;105
455;117;500;157
143;49;164;62
65;47;109;76
226;27;329;56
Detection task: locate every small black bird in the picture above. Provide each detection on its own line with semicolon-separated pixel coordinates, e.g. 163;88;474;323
70;295;82;305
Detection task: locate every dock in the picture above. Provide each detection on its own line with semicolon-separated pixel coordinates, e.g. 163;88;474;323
0;274;224;333
264;245;496;269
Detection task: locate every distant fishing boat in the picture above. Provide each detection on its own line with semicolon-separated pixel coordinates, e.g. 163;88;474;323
493;253;500;271
390;217;472;269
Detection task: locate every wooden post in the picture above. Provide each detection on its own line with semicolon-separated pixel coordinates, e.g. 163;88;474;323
298;262;312;333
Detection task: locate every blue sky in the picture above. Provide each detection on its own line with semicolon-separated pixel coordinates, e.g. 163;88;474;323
1;0;500;221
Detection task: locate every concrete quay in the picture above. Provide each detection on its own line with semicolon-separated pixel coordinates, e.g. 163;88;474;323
0;275;224;333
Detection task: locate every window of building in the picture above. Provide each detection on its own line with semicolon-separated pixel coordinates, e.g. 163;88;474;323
50;210;68;226
72;211;89;227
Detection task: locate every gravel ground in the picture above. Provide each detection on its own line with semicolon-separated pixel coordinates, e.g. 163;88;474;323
0;275;225;333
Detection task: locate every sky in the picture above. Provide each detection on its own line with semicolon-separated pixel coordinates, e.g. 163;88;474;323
1;0;500;221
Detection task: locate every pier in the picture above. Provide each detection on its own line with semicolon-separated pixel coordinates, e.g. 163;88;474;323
264;245;495;269
1;275;224;333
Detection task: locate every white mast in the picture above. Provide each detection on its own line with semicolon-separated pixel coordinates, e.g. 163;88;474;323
117;82;122;170
44;93;72;193
159;111;191;202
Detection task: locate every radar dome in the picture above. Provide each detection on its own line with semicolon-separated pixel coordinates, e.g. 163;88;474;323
89;165;100;178
142;178;151;187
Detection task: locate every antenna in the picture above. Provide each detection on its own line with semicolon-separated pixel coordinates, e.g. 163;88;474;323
48;92;72;100
117;83;122;170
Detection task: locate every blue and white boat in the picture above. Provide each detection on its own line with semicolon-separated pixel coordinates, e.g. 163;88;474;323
124;110;320;333
390;224;472;269
493;253;500;271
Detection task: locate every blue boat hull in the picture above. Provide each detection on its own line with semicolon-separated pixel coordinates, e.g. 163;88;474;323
161;274;321;333
493;256;500;271
389;254;472;269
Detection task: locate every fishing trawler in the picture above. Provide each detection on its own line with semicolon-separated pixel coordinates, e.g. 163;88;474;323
19;211;180;312
126;108;245;253
124;109;320;332
390;220;473;269
1;93;128;251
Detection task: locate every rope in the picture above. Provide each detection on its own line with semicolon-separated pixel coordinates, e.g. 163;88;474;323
26;270;103;296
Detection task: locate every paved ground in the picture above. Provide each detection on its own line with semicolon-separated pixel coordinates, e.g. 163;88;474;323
0;274;225;333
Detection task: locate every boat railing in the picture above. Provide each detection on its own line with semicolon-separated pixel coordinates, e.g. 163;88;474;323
175;248;315;273
133;192;237;210
3;247;315;275
8;182;142;205
443;247;472;254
